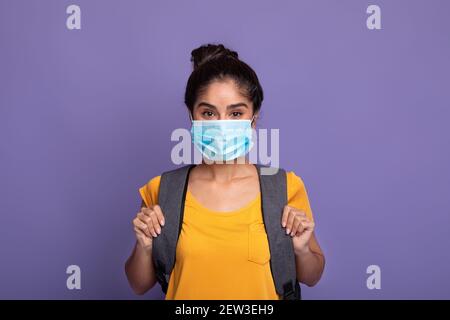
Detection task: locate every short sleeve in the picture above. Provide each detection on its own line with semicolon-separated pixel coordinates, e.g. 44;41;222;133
138;175;161;208
286;171;315;222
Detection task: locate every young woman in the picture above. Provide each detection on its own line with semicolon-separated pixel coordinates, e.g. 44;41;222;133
125;44;325;299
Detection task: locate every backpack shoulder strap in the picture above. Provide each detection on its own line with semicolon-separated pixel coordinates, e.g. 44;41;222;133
152;164;195;294
255;164;301;300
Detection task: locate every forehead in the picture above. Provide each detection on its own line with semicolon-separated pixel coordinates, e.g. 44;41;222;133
196;79;250;106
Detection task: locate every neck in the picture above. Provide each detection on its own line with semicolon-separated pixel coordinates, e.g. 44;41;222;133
199;158;255;182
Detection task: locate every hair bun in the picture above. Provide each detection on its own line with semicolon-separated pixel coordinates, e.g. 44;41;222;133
190;44;239;69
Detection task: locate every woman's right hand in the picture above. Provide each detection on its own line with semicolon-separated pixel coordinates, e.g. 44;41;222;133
133;204;166;251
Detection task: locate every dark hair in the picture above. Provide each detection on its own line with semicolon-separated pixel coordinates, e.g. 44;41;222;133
184;44;264;116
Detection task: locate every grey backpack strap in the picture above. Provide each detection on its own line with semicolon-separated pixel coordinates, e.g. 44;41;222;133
152;164;195;294
255;164;301;300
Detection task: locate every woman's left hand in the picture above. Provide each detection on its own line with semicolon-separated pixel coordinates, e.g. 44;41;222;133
281;205;315;255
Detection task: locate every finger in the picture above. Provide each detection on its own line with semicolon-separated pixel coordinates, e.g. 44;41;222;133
138;211;157;237
301;220;315;231
137;212;151;225
141;207;152;217
295;215;313;226
296;214;309;223
294;221;314;236
134;226;147;238
148;210;161;235
294;213;309;225
152;205;165;227
134;218;151;238
142;207;160;230
281;205;290;228
285;209;296;234
296;210;307;218
144;213;158;237
290;215;304;237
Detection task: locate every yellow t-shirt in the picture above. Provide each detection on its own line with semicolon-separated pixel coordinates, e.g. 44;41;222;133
138;170;314;300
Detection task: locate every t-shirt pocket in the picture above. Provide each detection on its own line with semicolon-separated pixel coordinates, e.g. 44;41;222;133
247;222;271;265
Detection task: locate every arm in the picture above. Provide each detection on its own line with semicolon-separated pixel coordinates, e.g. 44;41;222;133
294;232;325;287
282;205;325;287
125;240;156;295
125;200;164;295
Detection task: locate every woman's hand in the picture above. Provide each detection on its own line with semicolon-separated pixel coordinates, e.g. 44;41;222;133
281;205;315;255
132;204;165;251
125;203;165;294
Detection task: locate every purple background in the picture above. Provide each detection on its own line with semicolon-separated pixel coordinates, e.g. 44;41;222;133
1;0;449;299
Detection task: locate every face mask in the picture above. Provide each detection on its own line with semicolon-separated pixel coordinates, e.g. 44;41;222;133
190;118;254;162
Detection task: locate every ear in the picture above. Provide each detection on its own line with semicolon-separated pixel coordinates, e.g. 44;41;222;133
251;112;259;128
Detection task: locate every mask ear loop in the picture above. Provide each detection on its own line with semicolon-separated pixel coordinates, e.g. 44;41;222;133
251;114;257;127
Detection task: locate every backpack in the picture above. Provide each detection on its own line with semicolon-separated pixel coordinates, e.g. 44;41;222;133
152;164;301;300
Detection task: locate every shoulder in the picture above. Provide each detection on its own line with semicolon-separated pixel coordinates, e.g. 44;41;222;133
256;166;306;191
139;175;161;207
286;170;306;193
285;170;314;221
138;165;194;207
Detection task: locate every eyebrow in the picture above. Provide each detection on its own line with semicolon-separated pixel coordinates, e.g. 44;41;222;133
196;102;249;110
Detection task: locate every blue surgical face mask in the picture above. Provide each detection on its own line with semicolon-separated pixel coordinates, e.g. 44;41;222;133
190;118;254;162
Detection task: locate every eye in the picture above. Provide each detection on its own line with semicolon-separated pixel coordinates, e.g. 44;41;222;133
231;111;243;118
202;111;215;117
